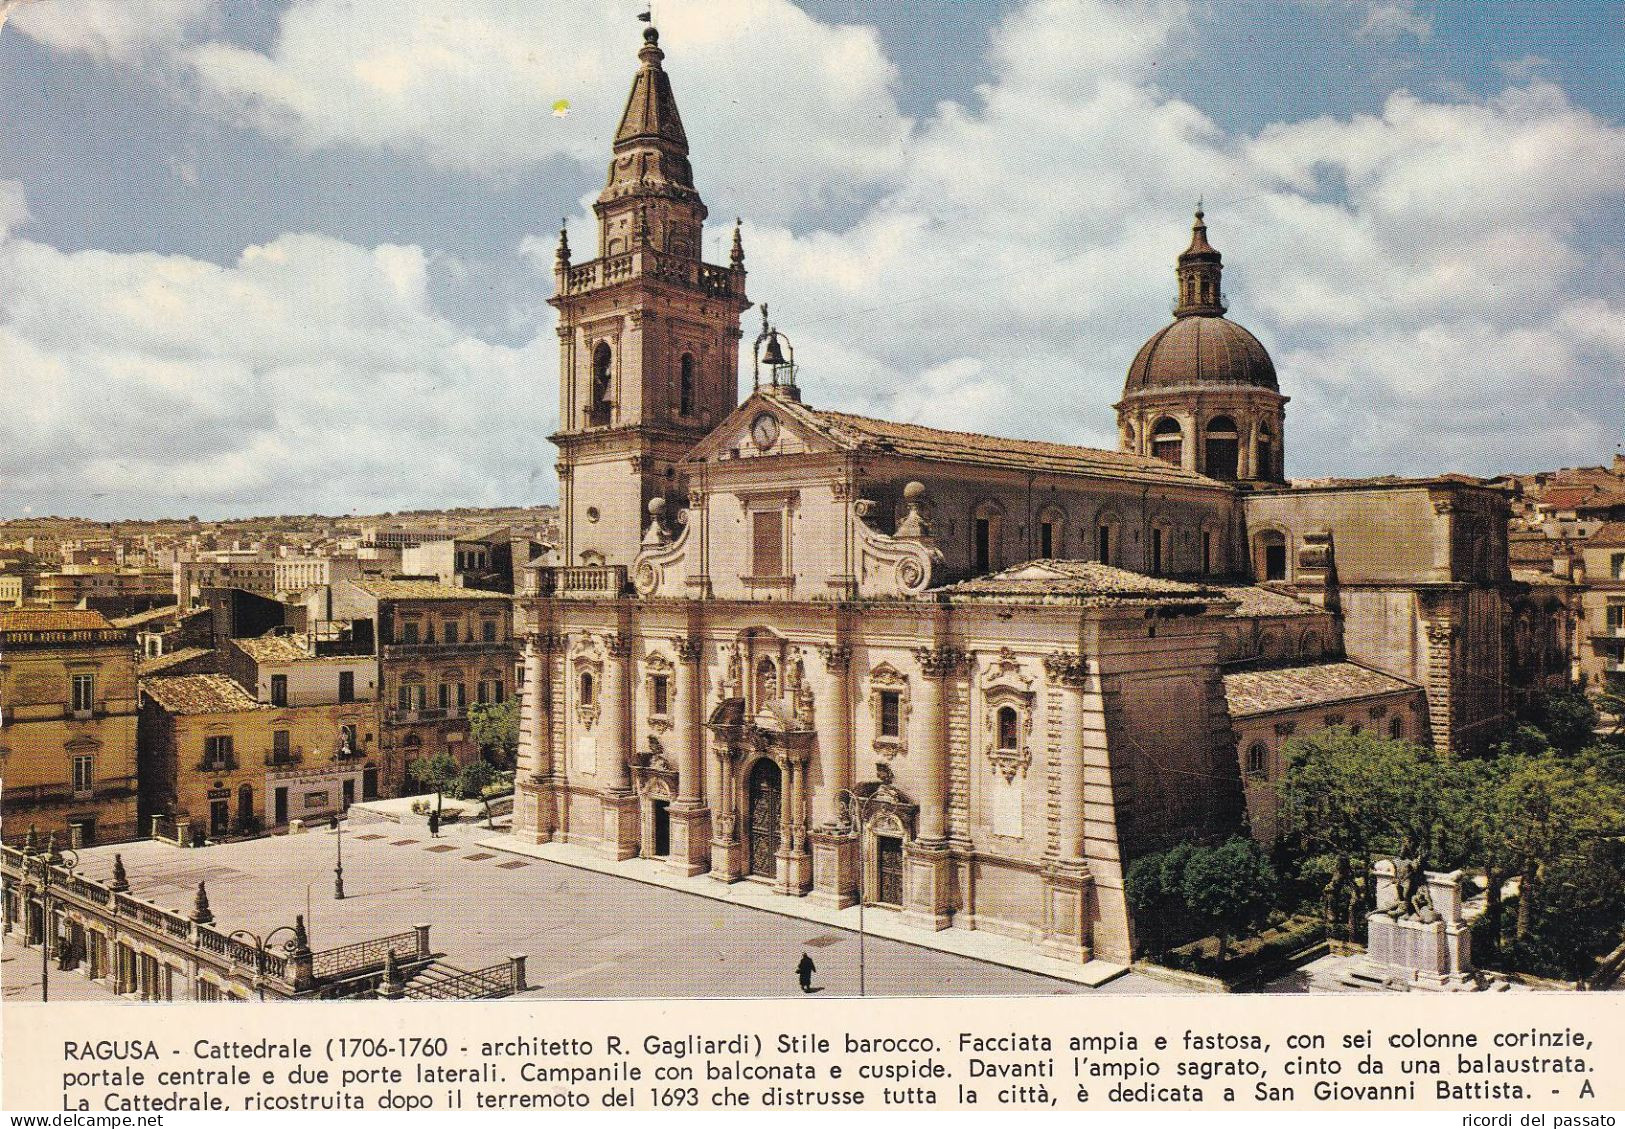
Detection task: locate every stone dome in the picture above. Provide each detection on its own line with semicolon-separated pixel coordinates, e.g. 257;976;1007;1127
1124;314;1278;394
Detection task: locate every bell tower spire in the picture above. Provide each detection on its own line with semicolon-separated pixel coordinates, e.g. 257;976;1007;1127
548;20;750;567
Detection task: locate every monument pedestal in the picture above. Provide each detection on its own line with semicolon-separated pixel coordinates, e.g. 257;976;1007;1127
808;828;858;910
1344;862;1482;992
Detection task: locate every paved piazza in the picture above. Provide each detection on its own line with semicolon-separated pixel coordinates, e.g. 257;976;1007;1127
2;822;1174;1001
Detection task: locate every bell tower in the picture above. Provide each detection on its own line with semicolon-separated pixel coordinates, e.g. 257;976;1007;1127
549;23;750;567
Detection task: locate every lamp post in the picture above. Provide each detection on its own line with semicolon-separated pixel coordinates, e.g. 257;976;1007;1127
331;815;345;900
33;835;79;1004
834;789;869;998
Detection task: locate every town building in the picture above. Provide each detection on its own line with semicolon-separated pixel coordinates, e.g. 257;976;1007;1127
333;578;516;796
138;636;379;840
0;609;140;846
1577;522;1625;693
508;26;1572;967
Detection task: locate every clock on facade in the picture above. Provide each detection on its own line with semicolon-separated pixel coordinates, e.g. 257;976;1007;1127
750;412;780;451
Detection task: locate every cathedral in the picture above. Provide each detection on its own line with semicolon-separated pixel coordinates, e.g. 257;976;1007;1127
511;26;1567;965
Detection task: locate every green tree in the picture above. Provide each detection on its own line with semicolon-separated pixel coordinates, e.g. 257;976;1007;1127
1179;838;1278;964
1276;728;1450;935
408;749;459;817
469;699;520;766
457;760;499;828
1125;842;1196;956
1533;691;1599;755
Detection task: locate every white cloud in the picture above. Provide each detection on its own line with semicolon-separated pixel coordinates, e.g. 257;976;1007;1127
0;225;554;514
182;0;910;221
8;0;215;61
1355;2;1432;43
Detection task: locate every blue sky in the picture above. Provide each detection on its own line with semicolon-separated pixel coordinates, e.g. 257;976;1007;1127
2;0;1622;520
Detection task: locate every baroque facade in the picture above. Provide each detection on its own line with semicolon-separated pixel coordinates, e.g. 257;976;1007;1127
509;26;1565;965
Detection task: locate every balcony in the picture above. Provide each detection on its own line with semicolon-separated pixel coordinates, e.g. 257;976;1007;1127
264;750;304;768
528;565;629;600
196;756;238;773
386;706;465;724
381;640;512;660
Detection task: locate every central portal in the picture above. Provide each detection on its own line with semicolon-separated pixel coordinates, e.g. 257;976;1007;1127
746;758;782;878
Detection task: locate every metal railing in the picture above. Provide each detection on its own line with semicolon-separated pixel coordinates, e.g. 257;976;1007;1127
311;930;421;980
402;961;517;1000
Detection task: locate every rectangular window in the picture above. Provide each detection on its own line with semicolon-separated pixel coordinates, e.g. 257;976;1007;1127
402;622;420;645
494;681;505;704
338;670;355;703
1613;553;1625;580
455;682;466;709
1152;528;1164;576
879;689;902;739
71;673;95;714
443;621;458;644
438;683;451;710
515;663;526;688
1039;522;1054;559
482;620;498;642
397;685;412;712
1097;526;1111;565
270;674;288;707
72;754;94;794
204;735;233;769
273;730;290;762
651;673;670;716
751;509;784;577
1202;530;1213;574
1608;604;1625;632
477;680;490;705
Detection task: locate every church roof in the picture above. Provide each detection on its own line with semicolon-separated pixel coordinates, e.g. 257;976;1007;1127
1223;661;1420;719
1215;585;1324;618
1124;315;1278;393
351;578;508;602
796;405;1223;488
940;560;1225;605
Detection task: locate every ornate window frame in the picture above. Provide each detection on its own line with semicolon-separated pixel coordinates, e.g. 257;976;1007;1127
571;637;605;729
978;648;1035;782
868;662;910;759
644;651;674;733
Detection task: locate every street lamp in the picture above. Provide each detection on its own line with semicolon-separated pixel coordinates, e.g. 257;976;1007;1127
834;789;871;998
32;834;80;1004
330;815;345;900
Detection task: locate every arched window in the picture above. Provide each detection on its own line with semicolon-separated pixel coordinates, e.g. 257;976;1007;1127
1245;742;1268;777
996;706;1019;751
1037;506;1065;559
1389;715;1405;740
579;670;595;707
678;354;695;417
1151;417;1184;466
1255;530;1288;581
589;342;613;425
1204;415;1240;480
971;501;1003;574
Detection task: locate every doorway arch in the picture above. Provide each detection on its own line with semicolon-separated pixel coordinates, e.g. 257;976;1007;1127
745;758;782;879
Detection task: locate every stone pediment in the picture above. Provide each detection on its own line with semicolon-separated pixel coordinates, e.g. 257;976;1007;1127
683;391;845;465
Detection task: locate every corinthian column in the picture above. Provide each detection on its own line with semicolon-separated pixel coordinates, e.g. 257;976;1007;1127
912;645;962;845
813;644;851;828
668;636;710;875
1039;650;1093;963
598;633;638;859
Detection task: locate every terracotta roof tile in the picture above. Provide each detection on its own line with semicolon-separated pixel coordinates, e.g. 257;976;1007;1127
141;673;263;715
231;634;321;663
1223;661;1420;718
1589;520;1625;548
805;408;1224;488
0;608;117;632
138;647;216;677
1216;585;1324;618
352;578;509;601
941;560;1222;604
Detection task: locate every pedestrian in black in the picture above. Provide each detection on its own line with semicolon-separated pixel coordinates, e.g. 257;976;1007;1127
428;809;440;838
796;952;816;993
